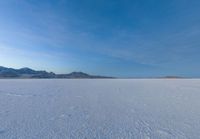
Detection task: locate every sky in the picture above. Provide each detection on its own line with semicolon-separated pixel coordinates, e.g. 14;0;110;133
0;0;200;77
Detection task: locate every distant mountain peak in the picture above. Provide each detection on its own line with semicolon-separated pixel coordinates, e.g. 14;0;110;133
0;66;111;79
20;67;33;70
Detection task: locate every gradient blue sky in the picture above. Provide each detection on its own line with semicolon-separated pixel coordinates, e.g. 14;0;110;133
0;0;200;77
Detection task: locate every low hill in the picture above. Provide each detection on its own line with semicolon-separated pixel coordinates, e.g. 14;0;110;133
0;66;111;79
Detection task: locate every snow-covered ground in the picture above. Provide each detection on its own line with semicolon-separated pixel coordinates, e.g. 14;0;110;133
0;79;200;139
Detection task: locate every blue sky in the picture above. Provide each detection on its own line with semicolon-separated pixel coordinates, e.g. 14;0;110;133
0;0;200;77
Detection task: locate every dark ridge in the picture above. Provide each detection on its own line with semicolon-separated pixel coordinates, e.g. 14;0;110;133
161;76;184;79
0;66;112;79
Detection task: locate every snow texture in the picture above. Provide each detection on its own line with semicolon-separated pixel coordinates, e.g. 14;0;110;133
0;79;200;139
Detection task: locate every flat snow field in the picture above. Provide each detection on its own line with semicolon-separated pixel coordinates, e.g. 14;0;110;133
0;79;200;139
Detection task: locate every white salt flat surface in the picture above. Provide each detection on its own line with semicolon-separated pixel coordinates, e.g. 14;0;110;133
0;79;200;139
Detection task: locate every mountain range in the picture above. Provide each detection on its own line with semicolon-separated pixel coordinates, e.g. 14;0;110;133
0;66;111;79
